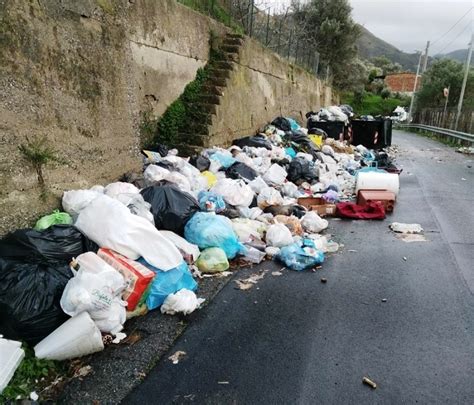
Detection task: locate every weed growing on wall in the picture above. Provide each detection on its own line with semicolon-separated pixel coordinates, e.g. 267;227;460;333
18;136;61;188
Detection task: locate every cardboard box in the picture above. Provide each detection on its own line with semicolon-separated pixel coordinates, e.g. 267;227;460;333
297;197;336;217
357;190;396;212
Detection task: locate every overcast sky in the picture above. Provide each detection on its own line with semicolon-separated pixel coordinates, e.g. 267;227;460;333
263;0;473;54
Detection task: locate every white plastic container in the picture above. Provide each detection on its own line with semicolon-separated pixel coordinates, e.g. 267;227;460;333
0;338;24;393
34;312;104;361
355;171;400;197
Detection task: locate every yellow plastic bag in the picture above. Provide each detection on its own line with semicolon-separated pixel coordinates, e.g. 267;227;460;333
201;171;217;189
309;135;323;148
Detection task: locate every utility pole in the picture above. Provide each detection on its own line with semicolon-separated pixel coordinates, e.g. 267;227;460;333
422;40;430;73
442;85;450;127
408;52;423;122
455;33;473;131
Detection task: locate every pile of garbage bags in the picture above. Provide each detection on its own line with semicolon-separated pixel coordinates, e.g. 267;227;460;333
0;110;400;368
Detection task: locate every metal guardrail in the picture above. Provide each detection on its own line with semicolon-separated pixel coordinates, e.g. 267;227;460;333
398;123;474;144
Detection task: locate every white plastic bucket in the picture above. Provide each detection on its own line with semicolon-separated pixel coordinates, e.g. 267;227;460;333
34;312;104;361
0;338;24;393
356;171;400;197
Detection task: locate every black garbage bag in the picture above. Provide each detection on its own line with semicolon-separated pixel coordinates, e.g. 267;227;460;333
0;225;97;345
307;127;328;139
287;157;318;184
225;162;257;181
189;155;211;172
287;130;320;158
141;182;200;235
339;104;354;117
271;117;292;132
232;134;272;150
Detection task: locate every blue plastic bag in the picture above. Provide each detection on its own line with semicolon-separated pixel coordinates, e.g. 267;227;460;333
209;152;236;169
138;259;197;310
198;191;226;213
277;242;324;271
184;212;243;259
285;147;297;159
286;117;301;131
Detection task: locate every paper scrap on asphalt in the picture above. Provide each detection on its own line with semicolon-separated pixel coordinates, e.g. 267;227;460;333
235;270;268;290
169;350;186;364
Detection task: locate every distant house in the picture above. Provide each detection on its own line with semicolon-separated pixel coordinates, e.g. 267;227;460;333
385;72;421;95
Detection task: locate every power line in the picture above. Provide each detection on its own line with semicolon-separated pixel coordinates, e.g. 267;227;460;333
434;21;472;55
431;7;473;46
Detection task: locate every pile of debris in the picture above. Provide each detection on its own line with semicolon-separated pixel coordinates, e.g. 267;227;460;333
0;110;402;394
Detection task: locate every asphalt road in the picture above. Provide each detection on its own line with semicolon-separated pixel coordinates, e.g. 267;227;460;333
124;130;474;405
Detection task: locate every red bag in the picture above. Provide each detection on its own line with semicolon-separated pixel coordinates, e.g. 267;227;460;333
97;248;155;311
336;201;385;220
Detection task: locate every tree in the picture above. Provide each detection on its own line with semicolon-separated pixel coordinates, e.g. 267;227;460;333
416;59;474;110
292;0;361;89
371;56;402;75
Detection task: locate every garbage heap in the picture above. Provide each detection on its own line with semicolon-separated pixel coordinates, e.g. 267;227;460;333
0;112;400;370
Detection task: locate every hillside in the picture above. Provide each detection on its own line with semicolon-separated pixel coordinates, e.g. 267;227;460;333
435;48;468;63
356;25;419;72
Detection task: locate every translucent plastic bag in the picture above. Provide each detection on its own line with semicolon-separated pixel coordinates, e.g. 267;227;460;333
104;182;140;198
196;247;229;273
160;289;205;315
184;212;243;259
34;210;73;231
277;242;324;271
198;191;226;213
263;163;287;186
257;187;284;209
211;178;254;208
265;223;293;247
139;260;197;310
62;189;103;219
60;252;127;333
301;211;328;233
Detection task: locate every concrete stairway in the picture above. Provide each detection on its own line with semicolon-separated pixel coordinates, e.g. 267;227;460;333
177;33;244;152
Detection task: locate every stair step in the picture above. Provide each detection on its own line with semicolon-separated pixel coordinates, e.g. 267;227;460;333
202;84;225;96
208;68;231;79
190;103;218;115
226;33;244;40
223;37;243;46
214;61;236;70
200;94;221;105
208;76;228;87
188;111;214;125
221;52;239;62
221;44;240;54
187;122;210;135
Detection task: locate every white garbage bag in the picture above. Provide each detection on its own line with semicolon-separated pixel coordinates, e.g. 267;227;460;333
266;223;293;247
281;182;299;198
60;252;127;333
160;289;205;315
75;195;182;270
257;186;284;208
262;163;287;186
248;176;268;194
160;230;200;263
113;193;154;224
104;182;140;198
62;189;103;219
211;178;254;207
301;211;328;233
144;164;170;185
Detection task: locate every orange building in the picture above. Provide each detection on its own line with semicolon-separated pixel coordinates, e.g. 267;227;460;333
385;72;421;94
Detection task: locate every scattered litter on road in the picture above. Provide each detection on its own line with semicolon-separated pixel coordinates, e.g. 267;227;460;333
321;278;327;283
390;222;423;234
272;271;283;276
30;391;39;401
73;365;92;379
403;256;407;261
235;271;268;290
168;351;186;364
396;234;427;243
217;381;230;385
362;376;377;389
381;299;387;303
348;249;358;253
